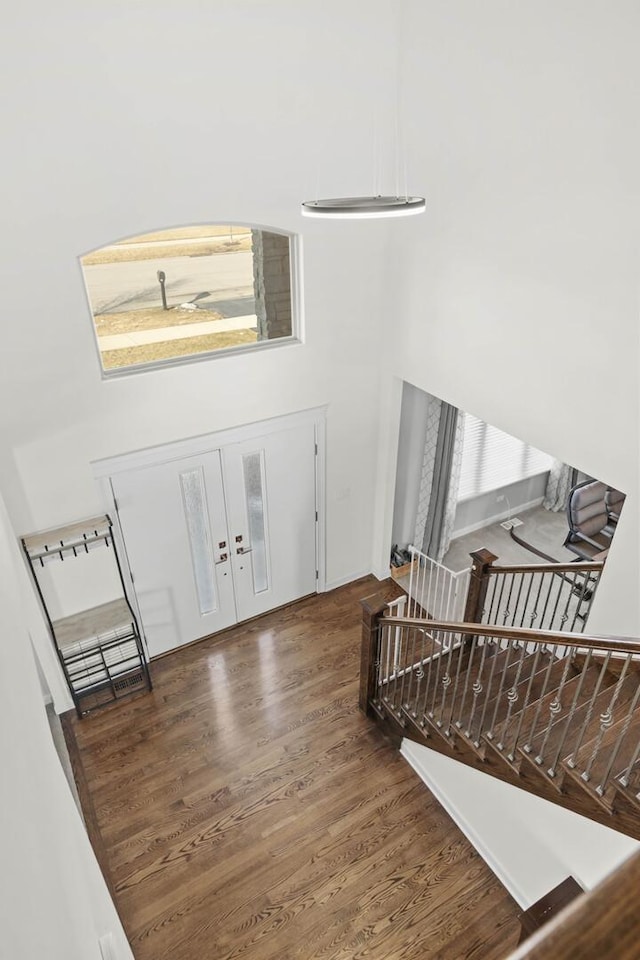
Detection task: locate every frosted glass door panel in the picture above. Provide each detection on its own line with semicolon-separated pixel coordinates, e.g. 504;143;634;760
111;417;318;656
180;468;218;615
242;452;269;594
224;423;317;622
111;450;236;657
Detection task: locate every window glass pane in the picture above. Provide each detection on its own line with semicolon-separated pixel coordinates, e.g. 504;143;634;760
180;468;217;615
81;224;298;374
458;413;554;500
243;452;269;594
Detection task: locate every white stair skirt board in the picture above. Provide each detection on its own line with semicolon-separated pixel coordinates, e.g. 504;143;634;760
400;739;639;909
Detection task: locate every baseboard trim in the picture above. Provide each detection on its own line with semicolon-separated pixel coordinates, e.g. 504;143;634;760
323;569;373;592
451;497;544;540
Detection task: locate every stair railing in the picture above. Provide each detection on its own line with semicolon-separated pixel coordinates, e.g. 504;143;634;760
506;846;640;959
405;544;471;622
360;599;640;804
463;549;604;634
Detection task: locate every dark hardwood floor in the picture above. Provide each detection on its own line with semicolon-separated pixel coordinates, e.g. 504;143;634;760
63;577;521;960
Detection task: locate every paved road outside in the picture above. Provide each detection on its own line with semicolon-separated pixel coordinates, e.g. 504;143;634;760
83;250;254;317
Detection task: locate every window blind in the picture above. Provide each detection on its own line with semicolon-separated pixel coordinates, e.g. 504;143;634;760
457;414;553;501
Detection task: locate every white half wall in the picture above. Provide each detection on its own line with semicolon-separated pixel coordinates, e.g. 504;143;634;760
0;491;132;960
401;739;639;909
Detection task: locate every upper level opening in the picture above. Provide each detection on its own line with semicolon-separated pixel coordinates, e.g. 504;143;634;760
80;224;300;375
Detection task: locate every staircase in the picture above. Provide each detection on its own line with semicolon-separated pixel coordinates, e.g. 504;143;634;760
360;574;640;842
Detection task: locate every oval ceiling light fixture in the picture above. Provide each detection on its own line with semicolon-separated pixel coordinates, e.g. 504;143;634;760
301;195;426;219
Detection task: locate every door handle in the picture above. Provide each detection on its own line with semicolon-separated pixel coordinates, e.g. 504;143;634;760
236;546;252;555
215;553;228;564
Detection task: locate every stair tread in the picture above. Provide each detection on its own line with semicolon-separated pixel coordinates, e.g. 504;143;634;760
517;672;638;781
485;664;599;759
480;657;574;747
452;646;552;732
562;703;640;798
514;666;603;756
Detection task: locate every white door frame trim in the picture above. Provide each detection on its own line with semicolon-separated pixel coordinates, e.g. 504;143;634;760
91;406;328;594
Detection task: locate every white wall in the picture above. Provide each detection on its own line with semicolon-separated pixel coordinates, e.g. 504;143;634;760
452;473;548;539
0;492;133;960
375;0;640;634
0;0;401;606
402;740;639;909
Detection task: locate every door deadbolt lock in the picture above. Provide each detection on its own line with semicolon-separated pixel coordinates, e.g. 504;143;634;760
218;540;226;549
235;534;243;543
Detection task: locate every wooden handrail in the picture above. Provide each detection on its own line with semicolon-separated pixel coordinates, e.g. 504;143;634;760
489;561;604;575
380;616;640;656
507;849;640;959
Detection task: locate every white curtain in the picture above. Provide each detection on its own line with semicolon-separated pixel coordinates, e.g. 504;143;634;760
413;397;465;563
543;461;575;512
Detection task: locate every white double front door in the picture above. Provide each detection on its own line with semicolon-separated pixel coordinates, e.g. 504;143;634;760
110;420;318;657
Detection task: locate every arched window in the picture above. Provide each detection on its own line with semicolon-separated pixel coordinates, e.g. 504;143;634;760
81;224;300;374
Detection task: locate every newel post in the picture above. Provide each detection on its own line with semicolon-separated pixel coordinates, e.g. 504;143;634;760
463;549;498;624
359;592;392;715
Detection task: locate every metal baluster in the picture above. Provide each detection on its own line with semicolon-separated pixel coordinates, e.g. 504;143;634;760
518;573;534;628
438;624;457;727
567;571;585;631
429;625;446;720
444;631;467;735
484;639;516;743
580;655;632;782
496;641;528;750
510;573;526;629
485;576;500;626
381;622;392;706
505;644;544;761
547;650;594;777
583;570;602;630
411;628;428;718
595;676;640;796
555;574;575;632
522;644;561;752
501;574;516;626
465;636;494;741
528;574;545;628
546;576;565;632
533;652;574;765
568;570;589;632
400;625;418;711
391;624;403;711
537;575;557;631
566;653;612;768
619;697;640;789
419;630;438;727
455;634;479;729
